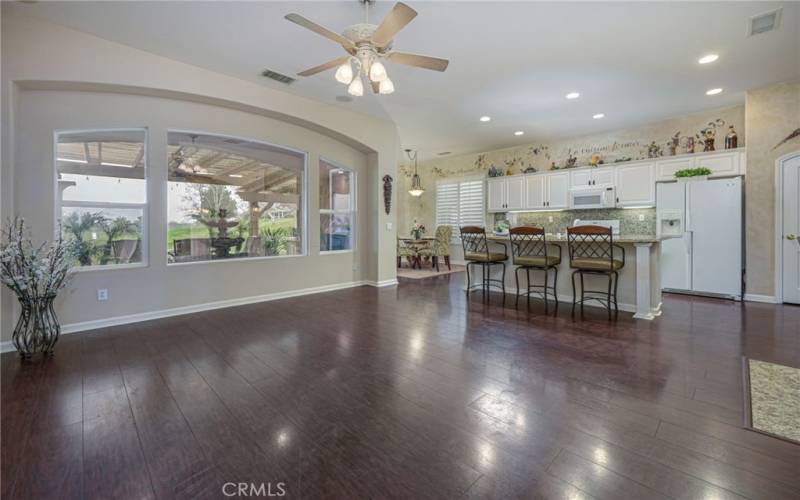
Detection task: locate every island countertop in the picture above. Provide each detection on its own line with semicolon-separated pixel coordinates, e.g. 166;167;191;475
486;234;661;244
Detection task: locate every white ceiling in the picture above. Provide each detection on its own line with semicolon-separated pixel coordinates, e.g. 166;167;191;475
7;1;800;159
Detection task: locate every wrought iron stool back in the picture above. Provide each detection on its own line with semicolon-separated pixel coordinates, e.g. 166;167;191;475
509;226;548;263
567;225;614;267
460;226;490;259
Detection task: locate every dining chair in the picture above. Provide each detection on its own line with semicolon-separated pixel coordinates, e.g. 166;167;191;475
418;225;452;271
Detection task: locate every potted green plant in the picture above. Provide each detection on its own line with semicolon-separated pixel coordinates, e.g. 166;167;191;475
674;167;712;182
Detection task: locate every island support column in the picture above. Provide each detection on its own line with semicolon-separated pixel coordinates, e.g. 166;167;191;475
633;242;662;320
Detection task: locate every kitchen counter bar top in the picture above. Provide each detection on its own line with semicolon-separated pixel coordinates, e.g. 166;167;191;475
486;234;661;244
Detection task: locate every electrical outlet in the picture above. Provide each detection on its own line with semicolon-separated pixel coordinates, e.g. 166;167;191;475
386;222;393;230
548;216;554;223
638;214;645;221
97;288;108;301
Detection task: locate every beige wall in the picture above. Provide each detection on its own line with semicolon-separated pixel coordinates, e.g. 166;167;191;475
1;11;400;340
398;105;745;234
745;81;800;296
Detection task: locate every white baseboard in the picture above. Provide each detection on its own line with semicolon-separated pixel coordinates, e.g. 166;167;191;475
1;280;392;354
743;293;778;304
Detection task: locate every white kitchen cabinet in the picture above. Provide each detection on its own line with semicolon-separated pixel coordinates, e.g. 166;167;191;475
616;163;655;207
488;176;526;212
487;177;506;212
506;175;526;210
570;166;615;188
655;157;694;181
695;151;741;178
655;149;745;181
525;174;546;209
546;172;570;209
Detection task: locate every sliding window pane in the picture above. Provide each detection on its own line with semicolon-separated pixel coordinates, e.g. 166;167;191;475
167;132;305;263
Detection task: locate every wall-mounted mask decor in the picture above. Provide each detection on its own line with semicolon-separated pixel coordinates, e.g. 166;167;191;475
382;175;393;215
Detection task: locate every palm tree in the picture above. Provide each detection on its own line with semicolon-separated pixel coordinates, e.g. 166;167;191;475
99;217;140;264
63;211;105;265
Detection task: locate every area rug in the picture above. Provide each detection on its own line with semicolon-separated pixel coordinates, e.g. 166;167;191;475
397;265;465;280
743;358;800;444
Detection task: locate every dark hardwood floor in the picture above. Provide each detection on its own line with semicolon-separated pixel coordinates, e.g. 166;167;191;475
2;274;799;499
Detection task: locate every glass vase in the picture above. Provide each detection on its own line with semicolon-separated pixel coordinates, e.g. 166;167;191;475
13;295;60;359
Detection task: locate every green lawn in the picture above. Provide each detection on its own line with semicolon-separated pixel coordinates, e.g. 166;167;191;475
166;217;297;251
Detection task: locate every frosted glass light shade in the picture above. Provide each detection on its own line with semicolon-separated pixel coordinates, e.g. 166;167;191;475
369;61;388;82
379;78;395;95
347;77;364;96
335;62;353;84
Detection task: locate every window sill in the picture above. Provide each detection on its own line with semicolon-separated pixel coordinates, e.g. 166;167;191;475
167;253;307;267
320;250;354;255
71;262;148;273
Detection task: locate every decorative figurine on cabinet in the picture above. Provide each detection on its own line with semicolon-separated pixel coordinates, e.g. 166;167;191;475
724;125;738;149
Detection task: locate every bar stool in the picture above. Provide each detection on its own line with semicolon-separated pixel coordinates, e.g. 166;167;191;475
508;226;561;309
460;226;507;302
567;225;625;318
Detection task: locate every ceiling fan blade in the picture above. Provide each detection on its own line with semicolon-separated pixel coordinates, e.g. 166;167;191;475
371;81;380;94
371;2;418;47
386;52;449;72
285;13;354;49
297;56;350;77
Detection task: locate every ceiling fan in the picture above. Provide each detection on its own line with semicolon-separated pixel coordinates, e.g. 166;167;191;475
285;0;449;96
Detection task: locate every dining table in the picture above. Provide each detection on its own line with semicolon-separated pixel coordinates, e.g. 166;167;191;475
399;237;436;268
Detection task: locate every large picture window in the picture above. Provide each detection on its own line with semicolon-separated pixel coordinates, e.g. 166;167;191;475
167;132;305;263
56;129;147;268
319;160;355;252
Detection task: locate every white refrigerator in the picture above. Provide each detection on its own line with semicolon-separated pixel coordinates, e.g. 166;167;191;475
656;177;743;299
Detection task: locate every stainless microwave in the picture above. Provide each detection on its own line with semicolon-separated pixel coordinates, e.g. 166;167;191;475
569;186;616;209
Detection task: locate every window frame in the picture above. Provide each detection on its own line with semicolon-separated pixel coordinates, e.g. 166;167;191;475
165;129;309;266
435;175;486;242
53;127;150;272
319;157;356;255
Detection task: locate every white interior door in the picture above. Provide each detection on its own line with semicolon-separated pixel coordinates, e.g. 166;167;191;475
782;154;800;304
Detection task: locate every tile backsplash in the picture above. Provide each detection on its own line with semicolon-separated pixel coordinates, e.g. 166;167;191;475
502;208;656;235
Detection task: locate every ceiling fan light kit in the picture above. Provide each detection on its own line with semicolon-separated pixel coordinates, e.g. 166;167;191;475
286;1;449;96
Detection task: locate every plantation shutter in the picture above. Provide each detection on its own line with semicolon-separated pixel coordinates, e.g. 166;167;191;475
435;182;460;227
458;179;485;226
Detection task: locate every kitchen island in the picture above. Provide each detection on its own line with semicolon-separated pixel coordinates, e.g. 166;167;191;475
472;234;662;319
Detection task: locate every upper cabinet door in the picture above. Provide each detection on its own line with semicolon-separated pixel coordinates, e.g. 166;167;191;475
655;157;695;181
696;151;741;178
616;163;655;207
487;177;507;212
570;170;592;188
593;166;616;186
525;174;546;209
505;176;526;210
547;172;571;209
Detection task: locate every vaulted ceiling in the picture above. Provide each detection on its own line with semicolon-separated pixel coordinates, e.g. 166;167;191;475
7;1;799;159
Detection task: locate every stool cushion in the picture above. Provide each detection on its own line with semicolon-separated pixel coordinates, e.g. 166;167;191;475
514;255;561;267
465;252;507;262
571;258;624;271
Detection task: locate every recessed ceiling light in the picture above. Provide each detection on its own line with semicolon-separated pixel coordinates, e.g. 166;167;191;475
565;92;580;99
593;113;605;119
706;88;723;95
479;116;491;122
228;174;244;178
514;131;524;136
698;54;719;64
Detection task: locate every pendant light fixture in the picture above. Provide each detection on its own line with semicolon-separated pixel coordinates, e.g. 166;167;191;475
406;149;424;197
